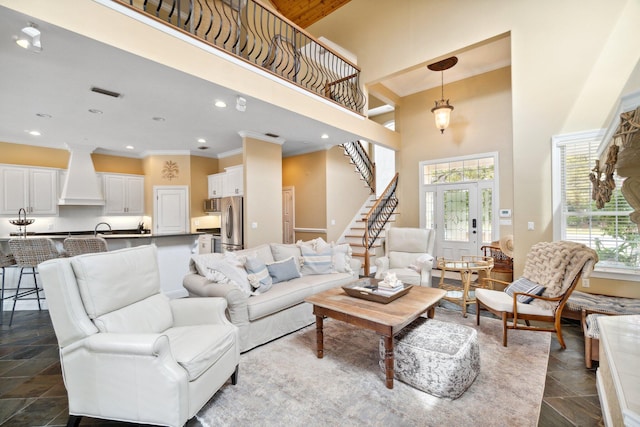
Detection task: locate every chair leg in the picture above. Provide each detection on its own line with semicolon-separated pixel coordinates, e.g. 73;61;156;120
585;335;593;368
66;415;82;427
476;300;481;325
231;365;239;385
501;312;508;347
32;267;42;311
0;267;5;325
9;267;24;326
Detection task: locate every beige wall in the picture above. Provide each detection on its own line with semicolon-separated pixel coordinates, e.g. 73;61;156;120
244;137;282;247
326;145;371;242
219;153;243;171
395;67;514;241
0;141;68;168
142;154;192;217
282;150;327;241
309;0;640;283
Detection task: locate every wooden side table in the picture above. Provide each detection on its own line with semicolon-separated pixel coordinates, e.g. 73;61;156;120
437;256;493;317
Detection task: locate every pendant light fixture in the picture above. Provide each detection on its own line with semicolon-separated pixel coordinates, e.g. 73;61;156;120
427;56;458;134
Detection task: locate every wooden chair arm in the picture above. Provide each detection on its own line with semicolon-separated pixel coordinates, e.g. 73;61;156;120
512;292;563;321
480;277;511;290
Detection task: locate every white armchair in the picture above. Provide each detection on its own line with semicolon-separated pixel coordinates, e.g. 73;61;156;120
375;227;436;287
38;244;240;427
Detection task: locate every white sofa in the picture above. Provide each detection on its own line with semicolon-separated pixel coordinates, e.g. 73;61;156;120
183;239;361;352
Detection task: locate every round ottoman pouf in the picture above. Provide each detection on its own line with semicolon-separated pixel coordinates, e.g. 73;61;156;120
379;317;480;399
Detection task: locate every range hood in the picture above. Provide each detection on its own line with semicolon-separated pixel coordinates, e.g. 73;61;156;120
58;145;105;206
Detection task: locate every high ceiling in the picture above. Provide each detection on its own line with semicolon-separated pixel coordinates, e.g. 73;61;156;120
269;0;353;28
0;3;510;160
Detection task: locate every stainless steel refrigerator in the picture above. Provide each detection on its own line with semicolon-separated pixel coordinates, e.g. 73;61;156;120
221;196;243;251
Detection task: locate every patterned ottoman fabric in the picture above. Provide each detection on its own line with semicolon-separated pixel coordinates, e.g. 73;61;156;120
379;317;480;399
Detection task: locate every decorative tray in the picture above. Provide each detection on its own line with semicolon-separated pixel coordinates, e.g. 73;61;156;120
342;278;412;304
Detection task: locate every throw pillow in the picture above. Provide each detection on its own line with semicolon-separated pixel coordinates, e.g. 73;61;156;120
191;253;252;295
266;256;301;283
300;244;333;275
504;277;546;304
270;243;303;268
331;242;353;274
244;256;272;294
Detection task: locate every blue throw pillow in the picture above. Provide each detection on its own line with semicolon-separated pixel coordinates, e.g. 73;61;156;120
244;256;272;294
267;256;301;283
504;277;546;304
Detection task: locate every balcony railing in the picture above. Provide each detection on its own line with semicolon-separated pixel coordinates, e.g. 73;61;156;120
114;0;366;114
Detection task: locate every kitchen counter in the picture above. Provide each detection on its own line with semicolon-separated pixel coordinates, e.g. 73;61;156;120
0;232;203;301
0;232;204;241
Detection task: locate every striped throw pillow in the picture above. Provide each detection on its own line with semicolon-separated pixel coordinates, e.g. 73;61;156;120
504;277;545;304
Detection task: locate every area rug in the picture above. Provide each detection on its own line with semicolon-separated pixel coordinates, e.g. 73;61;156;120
195;308;550;427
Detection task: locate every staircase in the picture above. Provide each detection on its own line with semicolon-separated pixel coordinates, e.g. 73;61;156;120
340;195;398;276
340;141;399;276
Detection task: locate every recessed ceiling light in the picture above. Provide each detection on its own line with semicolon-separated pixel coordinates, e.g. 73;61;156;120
125;145;134;150
36;113;52;118
214;100;227;108
197;138;206;144
152;116;166;122
88;109;103;114
321;133;329;139
27;130;41;136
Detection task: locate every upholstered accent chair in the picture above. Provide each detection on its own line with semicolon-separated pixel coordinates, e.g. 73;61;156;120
476;241;598;348
38;244;240;427
375;227;436;287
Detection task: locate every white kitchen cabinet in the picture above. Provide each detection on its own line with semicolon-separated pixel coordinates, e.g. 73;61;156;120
103;174;144;214
207;173;224;198
0;165;58;215
223;165;243;196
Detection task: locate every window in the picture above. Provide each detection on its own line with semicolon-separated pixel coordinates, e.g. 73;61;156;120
553;131;639;276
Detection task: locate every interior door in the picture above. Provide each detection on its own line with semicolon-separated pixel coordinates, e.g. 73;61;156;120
437;183;483;260
154;186;189;235
282;186;295;244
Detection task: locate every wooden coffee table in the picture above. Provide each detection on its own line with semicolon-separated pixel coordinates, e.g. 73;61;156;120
305;285;446;389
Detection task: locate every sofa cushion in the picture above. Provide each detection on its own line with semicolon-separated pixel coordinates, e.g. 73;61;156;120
71;245;162;319
300;244;333;275
266;256;301;283
389;251;422;269
93;293;173;333
246;273;353;321
165;324;236;381
236;244;275;265
244;256;272;293
270;243;302;267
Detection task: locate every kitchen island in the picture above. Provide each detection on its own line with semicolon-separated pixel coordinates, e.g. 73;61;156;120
0;232;202;307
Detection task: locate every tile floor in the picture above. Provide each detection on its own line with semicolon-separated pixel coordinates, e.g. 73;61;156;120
1;307;603;426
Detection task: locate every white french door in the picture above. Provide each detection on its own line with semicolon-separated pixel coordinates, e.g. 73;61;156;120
436;183;484;259
420;153;498;260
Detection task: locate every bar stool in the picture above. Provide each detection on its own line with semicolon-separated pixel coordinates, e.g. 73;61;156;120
0;251;17;325
8;238;60;326
63;236;108;257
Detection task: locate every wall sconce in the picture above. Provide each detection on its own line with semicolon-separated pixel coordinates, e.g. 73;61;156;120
427;56;458;134
15;23;42;53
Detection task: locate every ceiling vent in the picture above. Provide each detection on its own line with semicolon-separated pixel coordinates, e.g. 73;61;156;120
90;86;122;98
198;146;209;150
265;132;280;138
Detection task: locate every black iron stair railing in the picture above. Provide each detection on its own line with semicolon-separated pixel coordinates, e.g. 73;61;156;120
114;0;366;114
342;141;375;194
362;173;398;276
